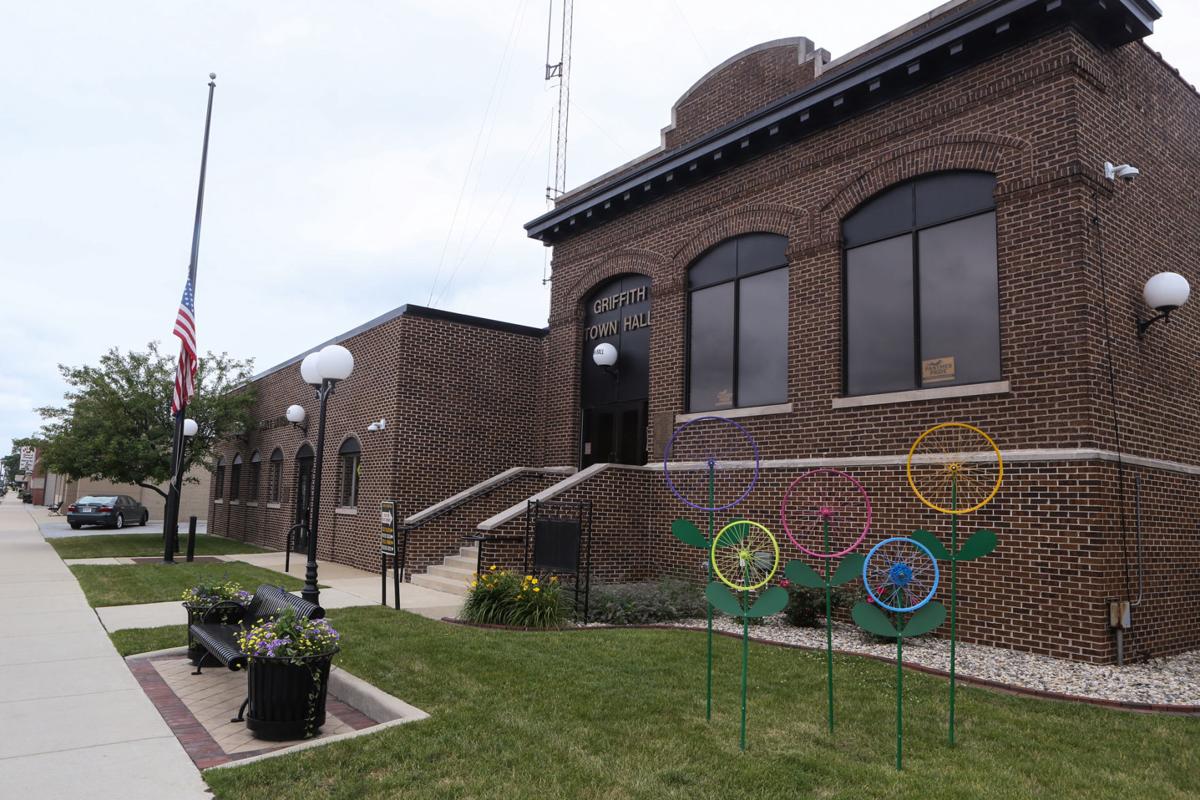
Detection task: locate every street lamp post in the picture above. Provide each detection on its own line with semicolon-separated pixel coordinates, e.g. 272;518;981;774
296;344;354;606
162;417;199;563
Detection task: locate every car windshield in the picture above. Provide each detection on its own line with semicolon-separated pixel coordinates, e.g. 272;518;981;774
77;496;117;504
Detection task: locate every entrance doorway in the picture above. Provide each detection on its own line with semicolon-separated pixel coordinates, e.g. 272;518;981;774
294;447;313;554
582;402;646;467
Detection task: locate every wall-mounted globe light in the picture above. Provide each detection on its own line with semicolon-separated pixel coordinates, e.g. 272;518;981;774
593;342;618;372
1138;272;1190;337
286;403;308;435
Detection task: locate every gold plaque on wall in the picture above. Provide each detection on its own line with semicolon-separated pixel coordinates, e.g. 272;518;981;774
922;356;956;384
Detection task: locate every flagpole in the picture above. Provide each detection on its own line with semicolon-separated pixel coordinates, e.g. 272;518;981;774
163;73;217;563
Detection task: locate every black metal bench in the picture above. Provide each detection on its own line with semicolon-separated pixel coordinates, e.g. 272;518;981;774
189;584;324;675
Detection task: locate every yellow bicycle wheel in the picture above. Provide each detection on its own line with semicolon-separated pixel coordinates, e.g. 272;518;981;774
711;520;780;592
906;422;1003;514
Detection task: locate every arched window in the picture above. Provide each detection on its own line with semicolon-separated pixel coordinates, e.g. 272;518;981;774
214;456;226;500
268;448;284;504
248;451;261;501
687;233;789;411
843;171;1000;396
229;454;243;501
337;438;362;508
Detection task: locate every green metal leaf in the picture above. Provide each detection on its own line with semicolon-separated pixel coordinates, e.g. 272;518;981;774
900;600;946;638
830;553;866;586
910;529;951;561
670;518;708;549
956;529;998;562
705;581;745;617
746;586;788;618
852;601;898;637
784;559;825;589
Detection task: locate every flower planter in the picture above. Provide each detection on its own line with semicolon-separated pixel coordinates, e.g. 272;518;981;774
245;650;338;741
183;601;245;665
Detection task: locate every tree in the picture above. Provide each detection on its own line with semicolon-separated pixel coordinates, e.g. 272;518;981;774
1;452;21;488
22;342;256;500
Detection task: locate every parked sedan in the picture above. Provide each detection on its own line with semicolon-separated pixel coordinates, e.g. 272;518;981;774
66;495;149;530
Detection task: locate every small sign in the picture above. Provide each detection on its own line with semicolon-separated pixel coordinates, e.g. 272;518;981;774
380;500;396;555
922;356;956;384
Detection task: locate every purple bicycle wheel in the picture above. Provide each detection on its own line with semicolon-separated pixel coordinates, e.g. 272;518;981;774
662;415;760;512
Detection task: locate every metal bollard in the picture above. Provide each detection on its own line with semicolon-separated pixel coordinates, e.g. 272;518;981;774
186;516;198;562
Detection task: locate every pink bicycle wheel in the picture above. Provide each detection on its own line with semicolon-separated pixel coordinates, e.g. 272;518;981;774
780;468;871;559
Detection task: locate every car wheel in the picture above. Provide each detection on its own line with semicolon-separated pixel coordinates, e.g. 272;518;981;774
140;511;148;526
69;522;81;530
114;513;125;530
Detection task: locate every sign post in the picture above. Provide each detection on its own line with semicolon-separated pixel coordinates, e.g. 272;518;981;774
380;501;401;609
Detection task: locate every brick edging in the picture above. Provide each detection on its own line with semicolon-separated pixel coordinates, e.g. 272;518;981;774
440;618;1200;717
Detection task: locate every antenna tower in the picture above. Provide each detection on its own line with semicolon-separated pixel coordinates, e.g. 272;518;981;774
545;0;574;204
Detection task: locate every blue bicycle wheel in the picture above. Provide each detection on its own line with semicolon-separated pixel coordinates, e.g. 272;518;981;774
862;537;939;613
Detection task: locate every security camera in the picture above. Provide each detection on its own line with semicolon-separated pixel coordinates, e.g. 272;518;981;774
1104;162;1140;183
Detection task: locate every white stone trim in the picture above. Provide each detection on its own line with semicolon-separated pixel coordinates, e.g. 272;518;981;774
404;466;576;526
675;403;793;424
479;448;1200;531
831;381;1011;409
266;502;281;509
335;507;358;515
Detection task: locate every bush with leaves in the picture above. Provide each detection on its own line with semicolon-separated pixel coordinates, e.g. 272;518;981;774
782;581;855;628
460;567;568;629
589;579;707;625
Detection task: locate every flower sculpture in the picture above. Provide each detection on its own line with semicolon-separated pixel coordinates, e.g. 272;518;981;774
780;467;871;732
705;519;787;751
853;537;945;771
906;421;1002;745
664;415;760;722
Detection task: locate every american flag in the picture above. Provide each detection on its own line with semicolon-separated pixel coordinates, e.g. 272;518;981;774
171;277;197;414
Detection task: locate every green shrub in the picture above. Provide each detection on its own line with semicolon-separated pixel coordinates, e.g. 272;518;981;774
460;567;568;629
589;579;706;625
783;583;854;628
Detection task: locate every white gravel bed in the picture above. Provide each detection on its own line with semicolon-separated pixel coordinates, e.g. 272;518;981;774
655;615;1200;707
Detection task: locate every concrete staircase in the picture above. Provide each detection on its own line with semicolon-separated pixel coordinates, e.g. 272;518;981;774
409;544;479;596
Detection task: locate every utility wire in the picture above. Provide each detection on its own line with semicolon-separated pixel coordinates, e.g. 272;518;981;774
427;0;530;305
669;0;711;64
434;108;554;306
1091;189;1140;661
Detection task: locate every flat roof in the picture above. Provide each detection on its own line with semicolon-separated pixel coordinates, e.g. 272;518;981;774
251;304;546;383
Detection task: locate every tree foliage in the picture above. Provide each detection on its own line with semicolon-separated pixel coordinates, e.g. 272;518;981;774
21;343;256;499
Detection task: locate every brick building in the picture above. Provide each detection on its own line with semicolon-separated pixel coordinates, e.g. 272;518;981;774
214;0;1198;664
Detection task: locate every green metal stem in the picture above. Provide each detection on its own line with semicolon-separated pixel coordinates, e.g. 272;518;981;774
823;518;834;733
706;465;715;723
897;628;904;771
949;477;958;746
740;587;749;752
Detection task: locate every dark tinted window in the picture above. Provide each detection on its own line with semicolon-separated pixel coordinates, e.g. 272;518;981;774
918;212;1000;387
846;235;915;395
687;233;789;411
689;283;735;410
843;172;999;396
737;268;789;406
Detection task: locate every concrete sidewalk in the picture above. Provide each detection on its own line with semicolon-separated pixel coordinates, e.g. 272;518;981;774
0;495;211;799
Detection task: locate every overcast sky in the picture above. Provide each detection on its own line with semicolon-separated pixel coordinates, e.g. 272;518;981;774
2;1;1197;454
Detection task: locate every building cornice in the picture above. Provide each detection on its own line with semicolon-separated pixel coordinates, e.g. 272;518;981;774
524;0;1160;245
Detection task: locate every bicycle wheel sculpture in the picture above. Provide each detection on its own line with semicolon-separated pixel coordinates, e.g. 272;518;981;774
907;422;1002;745
664;415;760;722
781;468;871;732
852;537;945;771
705;520;787;751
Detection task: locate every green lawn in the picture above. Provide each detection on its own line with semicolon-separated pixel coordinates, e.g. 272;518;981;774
50;533;269;560
70;561;304;607
192;607;1199;800
111;625;188;656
